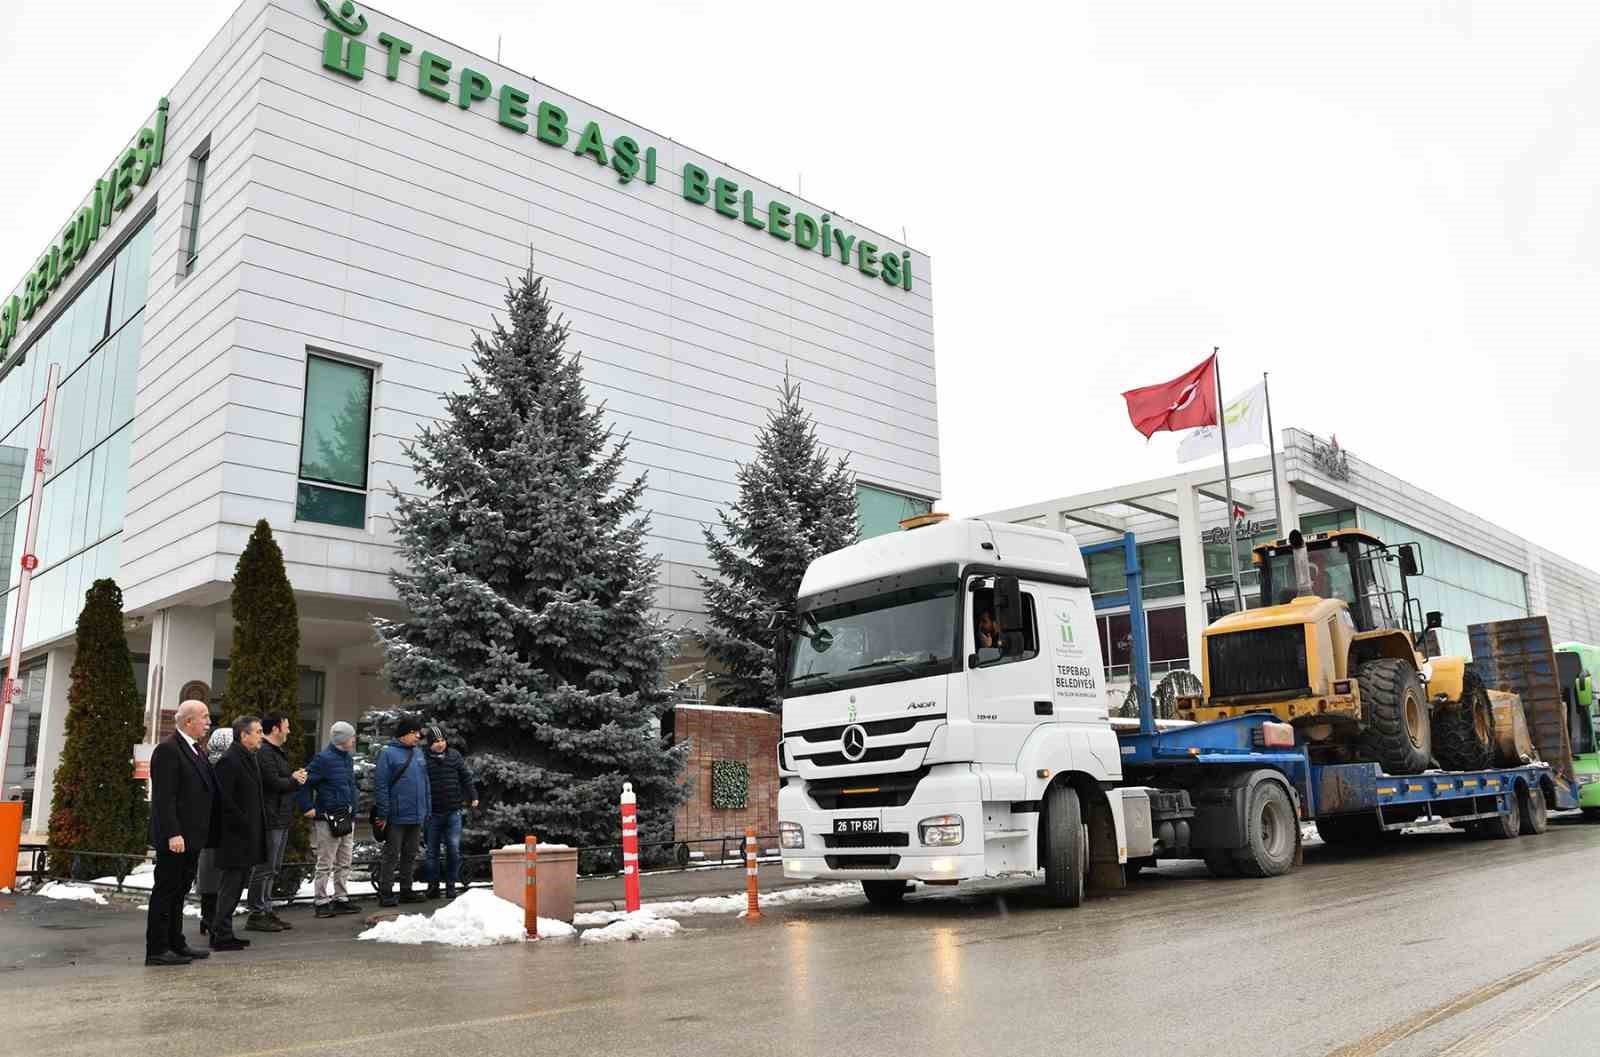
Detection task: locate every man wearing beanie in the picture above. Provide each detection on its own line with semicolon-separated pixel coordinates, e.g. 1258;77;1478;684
373;713;431;907
298;721;361;917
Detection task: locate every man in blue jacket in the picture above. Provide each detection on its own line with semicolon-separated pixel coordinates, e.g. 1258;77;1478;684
297;721;361;918
374;714;431;907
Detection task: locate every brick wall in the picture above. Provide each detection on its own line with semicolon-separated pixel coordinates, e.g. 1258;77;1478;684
671;704;779;845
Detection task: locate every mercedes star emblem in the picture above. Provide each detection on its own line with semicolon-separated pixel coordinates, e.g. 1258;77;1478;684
841;724;868;762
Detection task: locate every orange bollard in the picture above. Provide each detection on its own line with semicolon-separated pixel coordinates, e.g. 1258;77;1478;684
744;826;761;920
621;782;641;913
524;836;538;940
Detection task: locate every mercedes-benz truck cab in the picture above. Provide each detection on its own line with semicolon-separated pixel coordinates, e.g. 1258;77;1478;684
778;516;1128;907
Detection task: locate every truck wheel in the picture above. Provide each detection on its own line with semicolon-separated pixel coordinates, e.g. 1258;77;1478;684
1433;671;1495;771
1234;781;1298;877
1517;783;1549;835
1479;790;1522;840
1355;659;1431;774
1041;783;1086;907
1203;848;1240;877
860;880;907;906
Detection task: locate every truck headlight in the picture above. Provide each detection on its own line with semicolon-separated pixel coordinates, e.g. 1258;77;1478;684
779;821;805;849
918;814;964;847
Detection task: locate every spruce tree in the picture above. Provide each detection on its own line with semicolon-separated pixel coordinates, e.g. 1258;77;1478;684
698;373;859;710
46;580;148;877
375;269;687;854
222;519;308;889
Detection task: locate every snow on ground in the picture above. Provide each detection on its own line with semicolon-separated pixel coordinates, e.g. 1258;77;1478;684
577;908;682;944
89;863;155;889
574;882;862;925
359;888;574;947
35;882;109;905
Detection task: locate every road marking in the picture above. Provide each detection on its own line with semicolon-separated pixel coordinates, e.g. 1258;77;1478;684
217;1002;606;1057
1323;934;1600;1057
1432;974;1600;1057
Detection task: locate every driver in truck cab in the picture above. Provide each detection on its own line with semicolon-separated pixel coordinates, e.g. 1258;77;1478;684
976;607;1002;649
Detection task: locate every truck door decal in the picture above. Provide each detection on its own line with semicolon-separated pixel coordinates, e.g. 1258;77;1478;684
1050;596;1101;700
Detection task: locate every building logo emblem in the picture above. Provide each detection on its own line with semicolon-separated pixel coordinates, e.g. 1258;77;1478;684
316;0;368;34
840;725;868;762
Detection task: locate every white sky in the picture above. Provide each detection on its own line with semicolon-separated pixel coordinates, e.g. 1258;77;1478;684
3;1;1597;562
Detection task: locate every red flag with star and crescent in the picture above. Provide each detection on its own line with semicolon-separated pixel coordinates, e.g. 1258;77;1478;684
1120;353;1219;439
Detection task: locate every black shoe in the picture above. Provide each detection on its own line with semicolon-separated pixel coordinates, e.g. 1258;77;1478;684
426;886;440;900
174;946;211;960
398;891;425;904
245;913;285;933
444;886;457;900
379;898;398;908
198;894;217;936
209;938;248;952
145;951;192;966
315;903;337;918
268;912;293;930
332;900;361;915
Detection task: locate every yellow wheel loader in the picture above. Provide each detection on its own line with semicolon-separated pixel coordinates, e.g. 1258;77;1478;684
1176;528;1494;773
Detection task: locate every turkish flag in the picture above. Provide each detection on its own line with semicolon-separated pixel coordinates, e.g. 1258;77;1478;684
1121;354;1219;438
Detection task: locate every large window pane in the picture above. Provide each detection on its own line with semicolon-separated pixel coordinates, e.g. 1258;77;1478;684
1147;606;1189;664
855;483;931;540
299;356;372;488
1087;550;1124;596
99;427;131;540
296;483;365;529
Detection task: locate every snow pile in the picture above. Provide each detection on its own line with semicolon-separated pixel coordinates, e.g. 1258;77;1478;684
358;888;574;947
574;882;861;925
577;908;682;944
35;882;109;905
183;903;246;918
89;863;156;889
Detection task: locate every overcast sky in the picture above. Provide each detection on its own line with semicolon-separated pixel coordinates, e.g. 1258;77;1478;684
3;1;1597;562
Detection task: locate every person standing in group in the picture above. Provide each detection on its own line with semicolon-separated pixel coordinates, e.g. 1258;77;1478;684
209;716;268;951
299;721;361;918
373;714;430;908
194;726;233;941
245;711;307;933
421;726;478;902
144;700;220;967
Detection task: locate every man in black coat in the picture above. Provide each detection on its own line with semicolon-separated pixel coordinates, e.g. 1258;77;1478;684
209;715;268;951
145;700;220;967
245;711;306;933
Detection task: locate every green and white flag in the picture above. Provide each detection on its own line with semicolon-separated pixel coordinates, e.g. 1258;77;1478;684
1177;379;1266;463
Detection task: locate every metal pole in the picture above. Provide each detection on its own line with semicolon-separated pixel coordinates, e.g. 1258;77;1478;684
1214;350;1244;612
1125;532;1154;735
0;363;60;781
1263;372;1284;534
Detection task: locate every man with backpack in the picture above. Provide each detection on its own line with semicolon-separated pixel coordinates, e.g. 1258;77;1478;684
373;714;431;907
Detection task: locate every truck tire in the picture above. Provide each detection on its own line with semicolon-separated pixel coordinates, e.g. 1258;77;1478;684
860;880;907;906
1203;849;1240;877
1355;659;1431;774
1234;781;1298;877
1517;782;1549;835
1041;783;1086;907
1433;671;1495;771
1477;789;1522;840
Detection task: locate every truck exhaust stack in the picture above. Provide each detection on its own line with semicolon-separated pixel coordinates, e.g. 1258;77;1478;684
1290;529;1313;598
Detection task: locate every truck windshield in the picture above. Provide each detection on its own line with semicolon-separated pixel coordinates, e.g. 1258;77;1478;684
787;582;958;696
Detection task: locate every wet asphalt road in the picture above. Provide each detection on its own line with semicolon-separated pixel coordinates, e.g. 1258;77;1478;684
4;817;1599;1057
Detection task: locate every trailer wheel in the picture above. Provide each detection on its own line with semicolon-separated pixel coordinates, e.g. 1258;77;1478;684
1041;783;1086;907
1433;671;1495;771
1355;659;1431;774
1478;789;1522;840
1517;782;1549;835
861;880;907;906
1203;849;1240;877
1234;781;1297;877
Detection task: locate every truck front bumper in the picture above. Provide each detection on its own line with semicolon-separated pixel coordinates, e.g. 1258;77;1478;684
779;765;996;883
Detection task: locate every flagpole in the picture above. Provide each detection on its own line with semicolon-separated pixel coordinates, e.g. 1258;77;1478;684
1263;371;1284;533
1215;348;1244;612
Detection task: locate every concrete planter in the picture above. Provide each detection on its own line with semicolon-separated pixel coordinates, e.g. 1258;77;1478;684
490;843;577;923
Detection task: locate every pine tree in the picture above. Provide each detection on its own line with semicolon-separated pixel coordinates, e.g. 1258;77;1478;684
46;580;148;877
698;373;858;710
375;269;687;854
222;520;308;890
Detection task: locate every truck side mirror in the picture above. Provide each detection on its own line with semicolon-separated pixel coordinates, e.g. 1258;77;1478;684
1425;610;1443;630
992;576;1024;632
1398;544;1421;578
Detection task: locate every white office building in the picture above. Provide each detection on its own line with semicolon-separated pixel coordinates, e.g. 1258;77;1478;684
0;0;938;832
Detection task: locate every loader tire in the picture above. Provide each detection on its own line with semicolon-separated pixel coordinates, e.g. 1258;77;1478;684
1234;780;1298;878
861;880;907;907
1355;659;1431;774
1433;670;1495;771
1041;783;1086;908
1517;782;1549;835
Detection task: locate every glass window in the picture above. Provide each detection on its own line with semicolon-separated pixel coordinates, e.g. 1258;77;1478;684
186;151;209;273
1086;550;1124;597
855;483;932;540
1147;606;1188;664
296;354;373;529
787;580;958;694
969;588;1039;666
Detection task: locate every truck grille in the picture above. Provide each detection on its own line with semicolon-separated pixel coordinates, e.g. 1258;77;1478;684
798;745;911;768
825;854;901;870
821;832;911;849
806;768;929;810
794;716;924;743
1207;625;1309;699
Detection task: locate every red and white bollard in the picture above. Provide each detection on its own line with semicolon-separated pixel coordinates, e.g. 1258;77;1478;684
524;836;539;940
621;782;641;913
744;826;762;920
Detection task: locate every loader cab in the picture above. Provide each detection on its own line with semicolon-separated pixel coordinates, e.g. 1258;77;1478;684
1255;530;1422;636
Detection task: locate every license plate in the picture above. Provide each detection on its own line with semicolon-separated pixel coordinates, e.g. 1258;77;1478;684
834;817;880;834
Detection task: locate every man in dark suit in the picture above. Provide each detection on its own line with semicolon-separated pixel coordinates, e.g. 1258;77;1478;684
210;715;268;951
145;700;220;967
